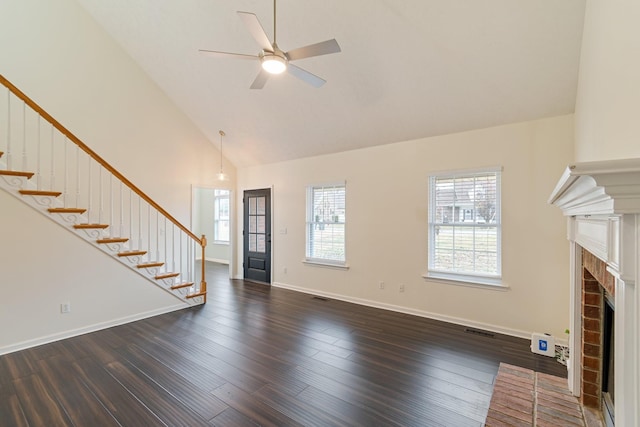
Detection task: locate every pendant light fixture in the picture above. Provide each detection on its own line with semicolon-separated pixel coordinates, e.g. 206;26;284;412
217;130;228;181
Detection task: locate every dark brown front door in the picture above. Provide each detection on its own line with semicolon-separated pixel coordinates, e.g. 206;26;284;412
243;188;271;284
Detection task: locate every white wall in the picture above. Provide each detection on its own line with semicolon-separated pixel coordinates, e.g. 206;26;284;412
238;115;574;338
0;191;184;353
574;0;640;161
0;0;235;351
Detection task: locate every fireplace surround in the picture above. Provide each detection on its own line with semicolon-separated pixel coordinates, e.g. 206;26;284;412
582;250;616;425
550;158;640;426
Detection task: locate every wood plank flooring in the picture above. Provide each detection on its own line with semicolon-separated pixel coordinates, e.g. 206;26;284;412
0;262;566;426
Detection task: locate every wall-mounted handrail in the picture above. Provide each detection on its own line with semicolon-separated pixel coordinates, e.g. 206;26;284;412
0;74;206;298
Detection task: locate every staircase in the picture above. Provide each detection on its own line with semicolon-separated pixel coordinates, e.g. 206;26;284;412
0;75;206;305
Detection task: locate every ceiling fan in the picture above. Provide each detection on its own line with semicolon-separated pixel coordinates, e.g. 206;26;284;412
199;0;341;89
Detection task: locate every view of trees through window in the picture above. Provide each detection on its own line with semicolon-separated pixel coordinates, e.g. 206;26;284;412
306;184;346;263
429;171;500;277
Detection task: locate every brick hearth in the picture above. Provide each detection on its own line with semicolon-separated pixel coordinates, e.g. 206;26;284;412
485;363;586;426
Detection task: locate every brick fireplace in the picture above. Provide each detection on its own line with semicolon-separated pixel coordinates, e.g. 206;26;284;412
549;159;640;426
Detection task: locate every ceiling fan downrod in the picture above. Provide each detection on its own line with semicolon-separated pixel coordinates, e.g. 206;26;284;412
273;0;277;44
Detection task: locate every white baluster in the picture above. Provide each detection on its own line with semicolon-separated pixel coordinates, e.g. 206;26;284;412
21;102;26;171
164;216;168;271
86;156;91;222
187;238;192;284
191;239;196;290
129;188;133;244
138;196;142;250
49;126;54;190
63;137;68;207
156;209;160;263
98;165;103;224
148;203;151;260
172;222;176;273
119;181;124;238
109;174;113;228
6;89;11;170
36;116;41;190
75;145;80;207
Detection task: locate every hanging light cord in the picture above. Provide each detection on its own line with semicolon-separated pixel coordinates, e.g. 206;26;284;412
219;130;225;174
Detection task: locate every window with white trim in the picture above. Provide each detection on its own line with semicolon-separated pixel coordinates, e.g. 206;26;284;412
214;189;230;243
428;169;501;284
306;183;346;265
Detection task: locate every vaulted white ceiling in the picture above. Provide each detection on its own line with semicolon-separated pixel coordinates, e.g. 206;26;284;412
75;0;585;168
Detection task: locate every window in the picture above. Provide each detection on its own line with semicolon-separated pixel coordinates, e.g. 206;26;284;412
306;183;346;265
428;169;501;285
214;189;230;243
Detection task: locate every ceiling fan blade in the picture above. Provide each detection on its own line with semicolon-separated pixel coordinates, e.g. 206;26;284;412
199;49;258;60
287;64;326;88
237;12;273;52
286;39;341;61
250;69;270;89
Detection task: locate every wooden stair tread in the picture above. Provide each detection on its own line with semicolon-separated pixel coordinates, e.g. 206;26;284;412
19;189;62;197
117;250;147;257
48;208;87;214
73;223;109;229
170;282;194;290
137;262;164;269
155;272;180;280
0;170;34;179
186;291;207;299
97;237;129;244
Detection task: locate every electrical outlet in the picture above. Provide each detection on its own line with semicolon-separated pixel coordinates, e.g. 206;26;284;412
379;281;385;289
399;284;405;293
60;302;71;314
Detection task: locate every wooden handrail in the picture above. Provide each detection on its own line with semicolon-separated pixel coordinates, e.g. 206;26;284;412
0;74;202;245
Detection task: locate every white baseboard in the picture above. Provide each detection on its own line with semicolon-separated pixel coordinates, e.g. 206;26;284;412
0;303;188;356
273;281;540;342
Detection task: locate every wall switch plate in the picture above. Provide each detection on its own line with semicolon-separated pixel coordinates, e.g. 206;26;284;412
399;284;405;293
379;281;385;289
60;302;71;314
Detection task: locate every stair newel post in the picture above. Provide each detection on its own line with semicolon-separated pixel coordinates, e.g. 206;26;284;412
200;234;207;302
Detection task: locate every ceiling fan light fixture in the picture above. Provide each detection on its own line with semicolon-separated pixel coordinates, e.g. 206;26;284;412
262;55;287;74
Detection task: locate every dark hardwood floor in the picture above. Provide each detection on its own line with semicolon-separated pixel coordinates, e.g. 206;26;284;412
0;262;566;426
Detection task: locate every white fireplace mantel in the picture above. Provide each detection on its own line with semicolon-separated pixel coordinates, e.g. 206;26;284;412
549;158;640;427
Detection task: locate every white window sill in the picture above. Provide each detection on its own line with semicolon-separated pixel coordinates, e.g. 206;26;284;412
212;241;230;246
303;259;350;270
423;272;509;291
